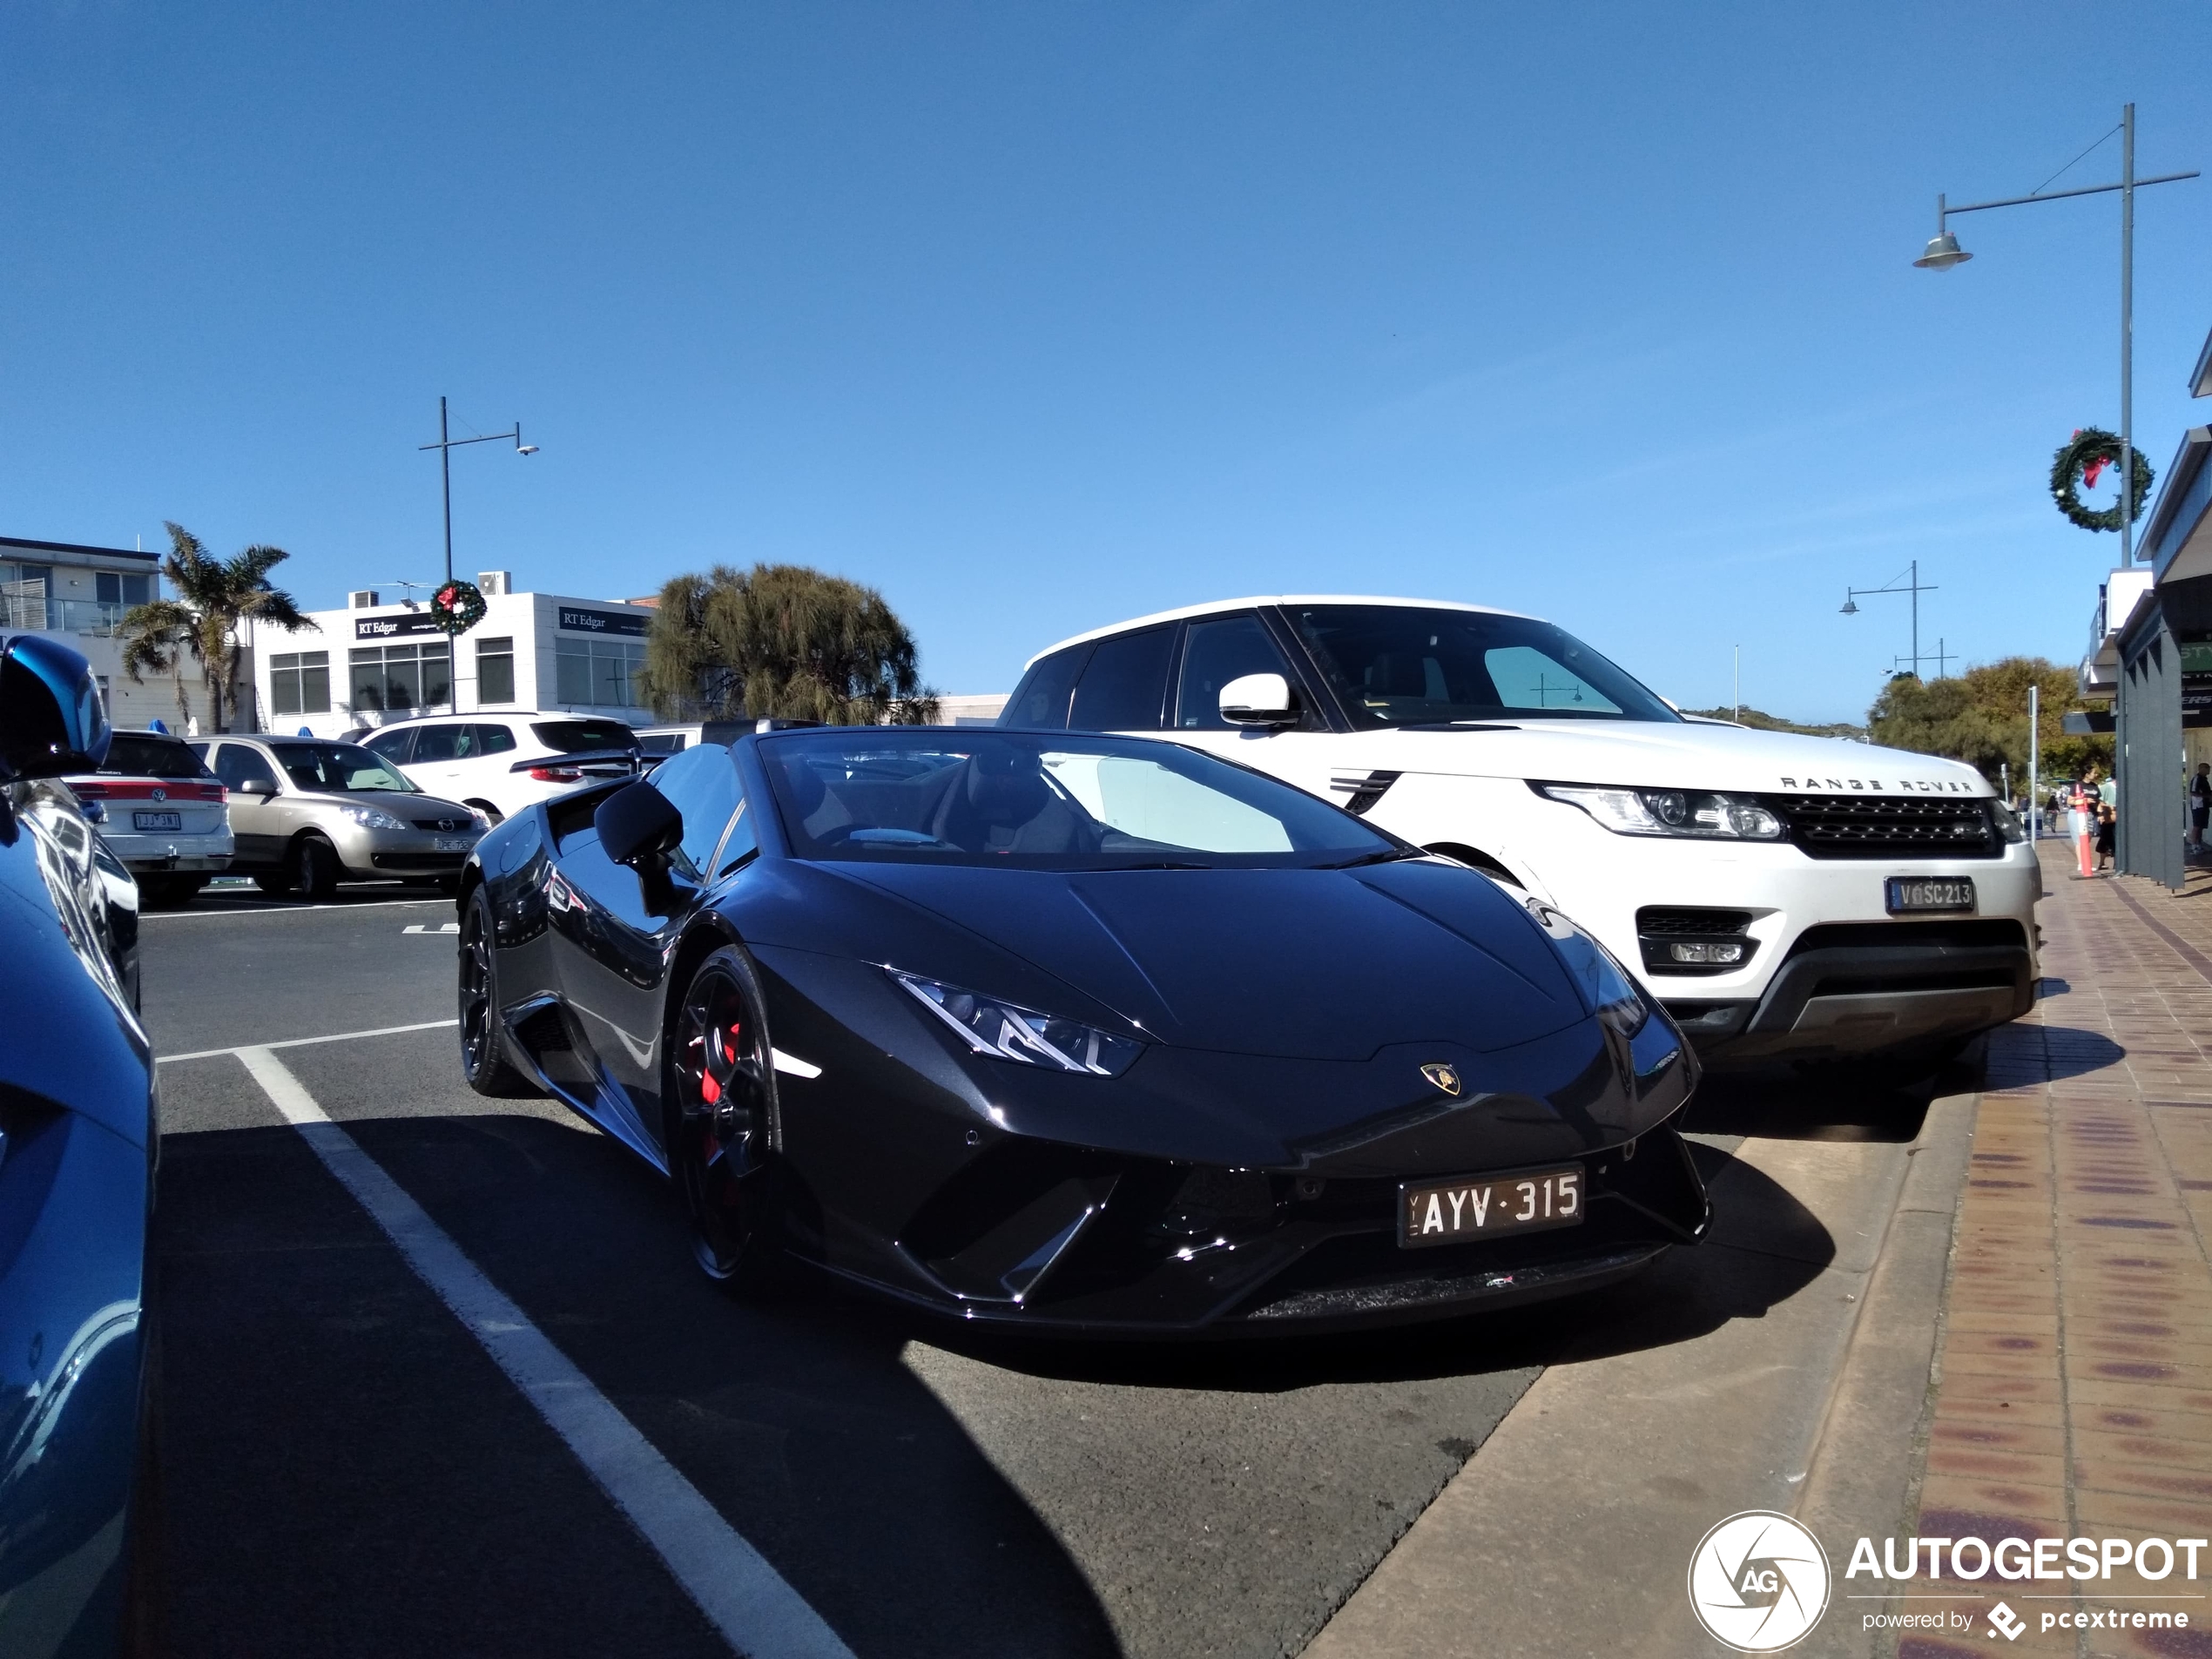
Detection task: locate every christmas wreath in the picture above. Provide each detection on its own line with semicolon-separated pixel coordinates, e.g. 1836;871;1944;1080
2050;427;2155;533
430;577;488;636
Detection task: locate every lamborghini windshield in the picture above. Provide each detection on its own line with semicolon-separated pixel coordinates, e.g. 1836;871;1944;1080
1286;604;1679;726
760;730;1397;870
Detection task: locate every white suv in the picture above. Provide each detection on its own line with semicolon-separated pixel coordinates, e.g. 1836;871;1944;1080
1005;597;2040;1073
361;712;640;823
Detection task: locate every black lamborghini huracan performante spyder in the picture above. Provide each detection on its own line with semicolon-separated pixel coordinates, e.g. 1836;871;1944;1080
455;727;1709;1333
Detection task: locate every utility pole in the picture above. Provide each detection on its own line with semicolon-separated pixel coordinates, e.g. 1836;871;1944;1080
1842;561;1939;676
2029;684;2041;840
418;395;536;586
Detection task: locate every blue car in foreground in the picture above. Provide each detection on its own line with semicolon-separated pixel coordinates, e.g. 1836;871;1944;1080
0;634;159;1656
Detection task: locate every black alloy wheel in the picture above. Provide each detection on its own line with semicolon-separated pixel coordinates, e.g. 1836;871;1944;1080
287;834;339;902
671;947;779;1283
459;887;531;1098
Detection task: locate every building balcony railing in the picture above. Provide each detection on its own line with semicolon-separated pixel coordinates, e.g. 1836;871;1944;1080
0;597;132;636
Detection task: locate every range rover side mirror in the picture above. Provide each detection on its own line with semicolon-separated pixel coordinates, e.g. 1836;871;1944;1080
0;635;111;779
596;781;683;868
1218;672;1298;728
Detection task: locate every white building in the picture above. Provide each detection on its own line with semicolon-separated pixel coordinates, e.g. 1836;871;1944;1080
0;534;239;732
251;573;658;738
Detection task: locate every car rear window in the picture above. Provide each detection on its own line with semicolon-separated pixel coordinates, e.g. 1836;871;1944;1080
531;720;637;753
101;733;216;779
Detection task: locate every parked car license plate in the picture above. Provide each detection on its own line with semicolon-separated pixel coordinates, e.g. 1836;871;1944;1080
132;811;183;832
433;835;475;852
1885;876;1975;914
1399;1165;1582;1249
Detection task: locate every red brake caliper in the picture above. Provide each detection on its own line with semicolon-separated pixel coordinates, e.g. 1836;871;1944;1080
698;1019;744;1106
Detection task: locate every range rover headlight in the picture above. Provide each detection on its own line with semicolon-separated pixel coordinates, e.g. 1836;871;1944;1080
893;972;1142;1076
1526;901;1649;1036
1991;800;2027;844
1539;784;1784;841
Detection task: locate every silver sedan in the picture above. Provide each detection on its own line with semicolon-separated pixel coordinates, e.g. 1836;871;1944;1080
192;735;486;900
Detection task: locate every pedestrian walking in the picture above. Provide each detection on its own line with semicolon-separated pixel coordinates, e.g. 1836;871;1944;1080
2190;763;2210;856
2096;797;2117;872
2070;771;2099;879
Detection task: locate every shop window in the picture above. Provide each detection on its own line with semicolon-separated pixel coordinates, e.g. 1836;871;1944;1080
272;651;332;716
349;641;452;715
476;637;516;705
555;637;646;708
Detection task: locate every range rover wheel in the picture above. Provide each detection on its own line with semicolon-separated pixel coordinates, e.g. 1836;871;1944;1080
670;947;781;1285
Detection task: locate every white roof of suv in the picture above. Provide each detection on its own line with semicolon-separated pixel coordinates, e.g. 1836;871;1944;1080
1025;595;1535;668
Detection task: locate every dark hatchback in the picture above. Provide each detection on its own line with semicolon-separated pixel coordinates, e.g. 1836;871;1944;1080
456;727;1709;1335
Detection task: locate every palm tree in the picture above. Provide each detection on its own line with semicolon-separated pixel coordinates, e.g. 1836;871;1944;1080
117;522;315;732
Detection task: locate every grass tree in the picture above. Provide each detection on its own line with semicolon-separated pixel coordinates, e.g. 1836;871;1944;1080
639;563;938;725
117;522;314;732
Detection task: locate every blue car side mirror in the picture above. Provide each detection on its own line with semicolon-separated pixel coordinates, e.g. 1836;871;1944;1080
0;634;111;779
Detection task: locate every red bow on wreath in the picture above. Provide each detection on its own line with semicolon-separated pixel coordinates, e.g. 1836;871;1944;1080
2071;430;2111;491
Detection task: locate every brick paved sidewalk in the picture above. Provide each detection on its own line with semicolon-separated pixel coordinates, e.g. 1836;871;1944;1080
1901;846;2212;1657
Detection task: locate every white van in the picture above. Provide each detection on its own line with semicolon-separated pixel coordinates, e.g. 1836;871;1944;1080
1004;597;2039;1073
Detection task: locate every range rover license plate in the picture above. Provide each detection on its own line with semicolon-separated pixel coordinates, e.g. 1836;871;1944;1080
1399;1166;1582;1249
132;811;182;832
1886;876;1975;914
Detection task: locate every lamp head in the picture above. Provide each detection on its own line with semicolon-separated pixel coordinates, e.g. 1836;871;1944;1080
516;444;538;456
1913;230;1972;270
1840;597;1859;615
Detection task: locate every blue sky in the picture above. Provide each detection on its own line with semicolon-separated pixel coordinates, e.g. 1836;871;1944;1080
6;3;2212;723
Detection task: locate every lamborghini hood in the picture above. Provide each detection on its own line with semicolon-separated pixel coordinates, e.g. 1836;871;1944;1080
827;858;1590;1062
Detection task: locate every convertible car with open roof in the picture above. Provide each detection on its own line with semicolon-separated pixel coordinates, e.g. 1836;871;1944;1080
454;725;1710;1334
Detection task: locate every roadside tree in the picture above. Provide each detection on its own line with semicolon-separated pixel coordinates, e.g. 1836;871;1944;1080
1866;656;2109;786
639;563;938;725
117;523;314;734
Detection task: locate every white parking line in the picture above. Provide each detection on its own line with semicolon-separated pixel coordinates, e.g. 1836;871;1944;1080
158;1018;460;1065
141;896;452;920
233;1046;854;1659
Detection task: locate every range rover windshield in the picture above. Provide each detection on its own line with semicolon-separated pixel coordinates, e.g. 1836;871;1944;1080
761;730;1396;870
1286;604;1680;726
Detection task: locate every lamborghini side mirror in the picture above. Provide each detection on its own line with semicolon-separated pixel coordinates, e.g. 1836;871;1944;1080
0;634;111;779
1218;672;1298;728
596;781;683;869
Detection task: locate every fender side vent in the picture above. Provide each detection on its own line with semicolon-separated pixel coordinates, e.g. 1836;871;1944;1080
1327;771;1402;815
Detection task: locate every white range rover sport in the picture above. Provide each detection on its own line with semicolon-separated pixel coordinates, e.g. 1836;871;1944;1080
1003;596;2039;1073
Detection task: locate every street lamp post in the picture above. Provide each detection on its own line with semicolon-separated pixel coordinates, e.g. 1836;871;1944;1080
419;395;538;586
1913;105;2197;565
1841;560;1939;677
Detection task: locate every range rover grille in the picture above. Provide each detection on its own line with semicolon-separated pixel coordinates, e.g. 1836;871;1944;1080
1767;793;1998;860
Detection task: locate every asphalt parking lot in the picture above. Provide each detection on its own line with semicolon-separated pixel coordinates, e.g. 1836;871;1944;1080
139;884;1917;1659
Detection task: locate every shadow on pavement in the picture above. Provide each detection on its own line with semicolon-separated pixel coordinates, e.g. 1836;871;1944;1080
1677;1067;1937;1143
158;1116;1121;1659
2018;1024;2128;1082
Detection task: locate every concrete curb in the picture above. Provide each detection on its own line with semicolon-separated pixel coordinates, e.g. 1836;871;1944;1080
1298;1080;1980;1659
1793;1086;1976;1659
